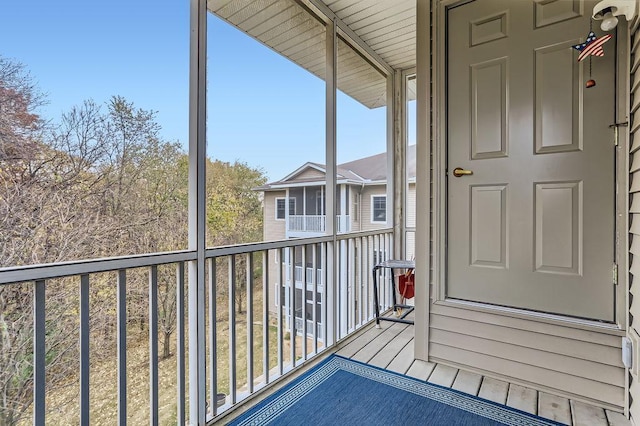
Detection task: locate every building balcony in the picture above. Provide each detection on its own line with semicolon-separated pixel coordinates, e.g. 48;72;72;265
287;214;350;237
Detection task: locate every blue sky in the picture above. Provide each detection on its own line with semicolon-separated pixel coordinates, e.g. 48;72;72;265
1;1;402;181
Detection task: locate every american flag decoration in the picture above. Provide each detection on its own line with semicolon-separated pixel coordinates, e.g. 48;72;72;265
572;31;612;62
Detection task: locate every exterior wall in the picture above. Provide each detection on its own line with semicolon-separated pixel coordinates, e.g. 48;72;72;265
263;191;286;242
629;19;640;423
429;304;624;410
360;185;388;231
264;190;286;315
291;168;325;180
422;0;626;412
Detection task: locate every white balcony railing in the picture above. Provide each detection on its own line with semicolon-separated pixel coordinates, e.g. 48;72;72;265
288;215;351;233
294;317;324;341
293;266;323;287
0;229;393;424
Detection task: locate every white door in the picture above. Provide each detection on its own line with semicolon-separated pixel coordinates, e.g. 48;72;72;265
447;0;616;321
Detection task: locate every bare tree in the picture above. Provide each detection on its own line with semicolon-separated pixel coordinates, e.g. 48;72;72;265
0;55;266;423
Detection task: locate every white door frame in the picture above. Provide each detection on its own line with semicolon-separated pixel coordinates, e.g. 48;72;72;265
430;0;628;331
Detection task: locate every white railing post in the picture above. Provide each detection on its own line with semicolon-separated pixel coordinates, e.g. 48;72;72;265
262;251;270;385
246;253;254;393
208;259;218;417
229;256;237;404
339;240;348;338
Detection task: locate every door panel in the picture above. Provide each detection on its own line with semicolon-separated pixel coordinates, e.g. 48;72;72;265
534;181;581;275
447;0;615;321
535;41;582;153
471;58;508;159
470;185;508;268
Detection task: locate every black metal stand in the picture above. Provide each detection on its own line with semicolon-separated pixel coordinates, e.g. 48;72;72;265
372;260;415;327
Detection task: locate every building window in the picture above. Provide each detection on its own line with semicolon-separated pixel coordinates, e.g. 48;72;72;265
371;195;386;223
276;198;296;220
276;198;286;220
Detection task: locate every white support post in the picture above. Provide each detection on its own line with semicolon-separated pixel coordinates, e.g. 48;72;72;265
386;72;395;244
393;70;405;261
339;239;348;338
302;187;307;231
285;188;291;237
325;18;338;347
339;183;348;337
414;0;432;361
188;0;207;422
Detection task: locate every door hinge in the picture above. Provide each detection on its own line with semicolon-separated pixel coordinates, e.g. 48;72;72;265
609;122;628;146
613;263;618;286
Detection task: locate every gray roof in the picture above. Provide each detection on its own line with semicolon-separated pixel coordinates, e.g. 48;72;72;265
257;145;416;191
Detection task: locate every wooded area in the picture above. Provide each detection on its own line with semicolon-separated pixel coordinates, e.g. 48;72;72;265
0;55;267;425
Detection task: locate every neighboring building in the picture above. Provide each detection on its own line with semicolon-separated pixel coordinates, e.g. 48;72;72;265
255;146;416;340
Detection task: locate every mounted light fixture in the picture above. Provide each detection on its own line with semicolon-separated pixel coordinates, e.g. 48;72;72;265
592;0;637;31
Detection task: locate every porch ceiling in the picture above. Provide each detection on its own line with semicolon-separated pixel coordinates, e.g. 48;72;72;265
208;0;416;108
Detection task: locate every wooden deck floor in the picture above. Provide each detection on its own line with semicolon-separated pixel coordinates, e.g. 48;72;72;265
336;320;629;426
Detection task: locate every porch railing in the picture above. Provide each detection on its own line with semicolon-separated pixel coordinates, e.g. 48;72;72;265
0;228;393;424
294;317;324;341
293;265;323;287
288;214;351;233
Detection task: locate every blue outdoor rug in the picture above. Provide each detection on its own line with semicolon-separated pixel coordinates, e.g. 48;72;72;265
228;355;563;425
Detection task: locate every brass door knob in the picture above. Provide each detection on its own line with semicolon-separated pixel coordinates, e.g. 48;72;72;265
452;167;473;177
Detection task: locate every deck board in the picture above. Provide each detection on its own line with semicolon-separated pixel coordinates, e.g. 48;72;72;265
427;364;458;387
478;377;509;405
571;400;608;426
538;392;572;425
506;383;537;415
451;370;482;395
606;410;631;426
351;322;407;363
367;324;414;369
385;337;414;374
406;359;436;380
336;325;388;358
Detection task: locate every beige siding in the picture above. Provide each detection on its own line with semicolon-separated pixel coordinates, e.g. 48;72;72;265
630;18;640;424
429;304;625;410
291;168;325;180
263;191;286;242
361;185;388;231
264;191;286;314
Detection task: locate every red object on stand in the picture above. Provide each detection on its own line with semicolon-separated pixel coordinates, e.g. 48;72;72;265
398;270;415;299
